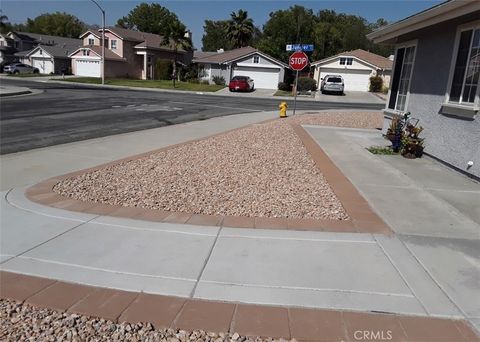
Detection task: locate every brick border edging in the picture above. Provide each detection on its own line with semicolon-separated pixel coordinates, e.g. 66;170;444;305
2;271;478;341
25;119;390;234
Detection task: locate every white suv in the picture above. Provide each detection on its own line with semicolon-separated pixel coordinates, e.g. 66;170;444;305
320;75;344;95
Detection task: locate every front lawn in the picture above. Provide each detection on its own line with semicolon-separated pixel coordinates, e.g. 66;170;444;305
274;90;294;97
7;73;51;77
61;77;225;92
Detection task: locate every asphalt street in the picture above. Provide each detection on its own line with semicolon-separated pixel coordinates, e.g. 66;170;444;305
0;78;384;154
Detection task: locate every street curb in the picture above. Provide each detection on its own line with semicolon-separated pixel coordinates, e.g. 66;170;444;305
0;75;384;105
0;90;32;97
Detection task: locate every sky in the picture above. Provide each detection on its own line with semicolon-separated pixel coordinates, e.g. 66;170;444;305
2;0;443;49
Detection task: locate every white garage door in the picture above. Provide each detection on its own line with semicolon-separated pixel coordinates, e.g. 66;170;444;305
32;58;53;74
233;67;280;89
75;59;101;77
320;68;371;91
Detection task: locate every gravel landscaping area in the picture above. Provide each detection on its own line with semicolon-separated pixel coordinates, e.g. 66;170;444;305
0;299;285;342
290;111;383;129
53;112;381;220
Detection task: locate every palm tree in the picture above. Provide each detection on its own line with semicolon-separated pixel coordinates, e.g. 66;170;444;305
226;10;254;48
0;11;10;33
163;20;192;88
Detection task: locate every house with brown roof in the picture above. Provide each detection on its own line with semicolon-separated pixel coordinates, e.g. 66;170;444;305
193;46;288;89
70;27;193;79
311;49;393;92
1;31;81;74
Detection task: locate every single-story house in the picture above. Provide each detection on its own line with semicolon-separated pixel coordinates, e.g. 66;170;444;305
367;0;480;178
71;27;193;79
1;32;81;72
21;43;80;74
193;46;288;89
311;49;393;92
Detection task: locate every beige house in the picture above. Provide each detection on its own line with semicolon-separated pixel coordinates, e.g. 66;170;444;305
70;27;193;79
312;49;392;92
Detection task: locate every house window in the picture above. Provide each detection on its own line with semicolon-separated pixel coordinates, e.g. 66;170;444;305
340;57;346;65
253;55;259;63
111;40;117;50
82;49;90;56
88;38;94;45
448;27;480;105
388;44;416;111
39;49;42;55
346;58;353;65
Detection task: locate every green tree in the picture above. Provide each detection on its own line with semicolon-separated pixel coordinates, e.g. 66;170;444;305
0;11;11;33
201;20;233;51
366;18;393;57
116;3;181;35
162;20;192;88
257;5;317;63
21;12;86;38
226;10;254;48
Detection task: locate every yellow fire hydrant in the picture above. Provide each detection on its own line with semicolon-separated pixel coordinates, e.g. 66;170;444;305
279;101;288;118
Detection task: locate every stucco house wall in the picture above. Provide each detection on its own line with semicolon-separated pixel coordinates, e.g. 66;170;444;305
387;11;480;178
313;57;390;89
105;32;122;56
83;33;102;46
234;54;285;83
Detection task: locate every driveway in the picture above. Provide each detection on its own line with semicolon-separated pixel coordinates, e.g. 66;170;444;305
215;87;276;97
316;90;385;104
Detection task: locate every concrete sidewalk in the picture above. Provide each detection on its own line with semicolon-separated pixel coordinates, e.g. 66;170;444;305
1;111;479;335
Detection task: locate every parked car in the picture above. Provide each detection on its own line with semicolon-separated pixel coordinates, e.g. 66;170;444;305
229;76;255;92
4;63;39;75
320;75;344;95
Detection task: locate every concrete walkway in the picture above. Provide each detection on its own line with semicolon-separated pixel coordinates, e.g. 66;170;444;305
1;111;479;335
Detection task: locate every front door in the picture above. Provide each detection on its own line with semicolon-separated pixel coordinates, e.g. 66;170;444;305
147;55;153;80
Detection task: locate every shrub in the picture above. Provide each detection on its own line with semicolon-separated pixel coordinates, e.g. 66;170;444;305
278;82;292;91
181;64;199;82
212;75;225;85
369;76;383;92
155;59;173;80
296;77;317;92
381;86;389;94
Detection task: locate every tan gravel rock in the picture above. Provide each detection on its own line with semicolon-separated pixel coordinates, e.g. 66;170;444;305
53;112;381;221
0;299;291;341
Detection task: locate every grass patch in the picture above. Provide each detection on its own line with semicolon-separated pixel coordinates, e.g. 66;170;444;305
274;90;294;97
61;77;225;92
367;146;398;155
7;73;51;77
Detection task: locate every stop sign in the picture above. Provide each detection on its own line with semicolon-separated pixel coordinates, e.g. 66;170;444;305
289;51;309;71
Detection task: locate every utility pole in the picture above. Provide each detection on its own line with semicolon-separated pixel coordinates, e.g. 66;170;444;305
90;0;105;85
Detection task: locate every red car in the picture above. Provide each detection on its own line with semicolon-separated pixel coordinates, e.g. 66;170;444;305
229;76;255;92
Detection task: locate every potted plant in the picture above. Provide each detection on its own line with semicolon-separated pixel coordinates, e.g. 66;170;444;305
402;124;424;158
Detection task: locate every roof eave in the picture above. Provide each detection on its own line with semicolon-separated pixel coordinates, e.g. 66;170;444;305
367;0;480;44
